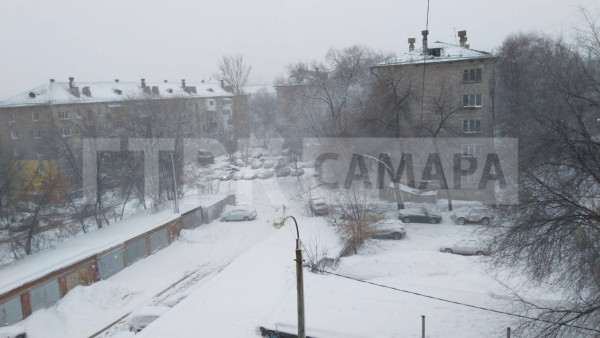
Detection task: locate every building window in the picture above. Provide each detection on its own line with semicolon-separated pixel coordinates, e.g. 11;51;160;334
36;149;43;158
32;112;39;121
98;108;104;116
209;100;215;106
13;146;19;157
76;127;82;136
462;94;482;108
463;68;482;82
76;110;83;119
62;127;71;137
462;144;479;158
11;130;18;139
59;110;69;120
33;129;41;139
9;112;15;123
462;119;481;134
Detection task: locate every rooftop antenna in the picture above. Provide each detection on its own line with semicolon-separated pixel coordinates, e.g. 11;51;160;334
453;27;458;45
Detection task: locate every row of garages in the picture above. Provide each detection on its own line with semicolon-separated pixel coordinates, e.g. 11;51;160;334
0;194;234;326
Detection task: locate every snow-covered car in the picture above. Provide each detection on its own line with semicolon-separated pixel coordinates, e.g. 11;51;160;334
128;305;171;333
309;198;329;216
370;219;406;240
218;171;234;181
243;172;258;180
398;207;442;224
275;167;291;177
257;169;275;179
450;208;494;225
197;149;214;165
0;325;26;338
290;168;304;176
232;172;244;181
440;239;490;256
250;161;262;169
262;160;275;169
221;209;257;222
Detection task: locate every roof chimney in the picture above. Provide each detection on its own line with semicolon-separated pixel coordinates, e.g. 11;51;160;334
458;30;467;48
115;79;119;83
421;30;429;54
408;38;416;52
181;79;186;88
49;79;55;83
141;78;146;88
69;77;74;89
164;80;168;83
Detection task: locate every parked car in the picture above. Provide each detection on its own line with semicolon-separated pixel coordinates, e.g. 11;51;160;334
309;198;329;216
250;161;262;169
440;239;491;256
451;208;494;225
218;171;234;181
232;172;244;181
221;209;257;222
262;160;275;169
197;149;214;165
398;207;442;224
370;219;406;240
243;172;258;180
290;168;305;176
275;166;291;177
128;306;171;333
257;169;275;179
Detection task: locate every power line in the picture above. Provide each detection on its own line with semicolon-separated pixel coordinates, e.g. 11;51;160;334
310;267;600;334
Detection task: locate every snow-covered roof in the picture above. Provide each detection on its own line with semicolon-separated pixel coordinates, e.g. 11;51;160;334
375;41;495;67
0;81;233;108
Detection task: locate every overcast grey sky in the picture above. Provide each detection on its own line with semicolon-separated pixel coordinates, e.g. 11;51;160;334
0;0;598;99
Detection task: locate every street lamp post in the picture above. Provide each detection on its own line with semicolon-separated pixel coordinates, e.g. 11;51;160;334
273;216;305;338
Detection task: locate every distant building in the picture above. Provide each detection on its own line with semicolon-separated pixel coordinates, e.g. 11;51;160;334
0;78;235;194
372;30;497;140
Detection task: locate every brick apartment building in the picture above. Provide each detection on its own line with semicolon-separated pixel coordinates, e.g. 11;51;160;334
372;30;497;141
0;78;237;194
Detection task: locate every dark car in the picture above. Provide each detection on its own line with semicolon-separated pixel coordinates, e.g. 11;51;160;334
309;198;329;216
197;149;214;165
398;207;442;224
275;166;291;177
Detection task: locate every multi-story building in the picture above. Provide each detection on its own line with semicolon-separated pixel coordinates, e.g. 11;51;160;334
373;30;498;201
372;30;497;141
0;78;235;194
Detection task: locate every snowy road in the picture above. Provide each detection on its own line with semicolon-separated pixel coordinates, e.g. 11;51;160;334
17;205;281;338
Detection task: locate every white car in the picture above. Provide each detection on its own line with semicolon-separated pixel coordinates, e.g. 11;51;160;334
221;209;257;222
243;172;258;180
440;239;491;256
370;219;406;240
257;169;275;179
128;306;171;333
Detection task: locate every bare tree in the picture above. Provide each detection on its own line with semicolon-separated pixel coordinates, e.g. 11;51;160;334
214;54;252;96
491;15;600;336
277;45;392;137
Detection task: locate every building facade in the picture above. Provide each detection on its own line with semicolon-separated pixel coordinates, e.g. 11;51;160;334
0;78;236;194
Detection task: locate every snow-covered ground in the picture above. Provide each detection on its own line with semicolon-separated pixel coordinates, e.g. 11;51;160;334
8;167;531;337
